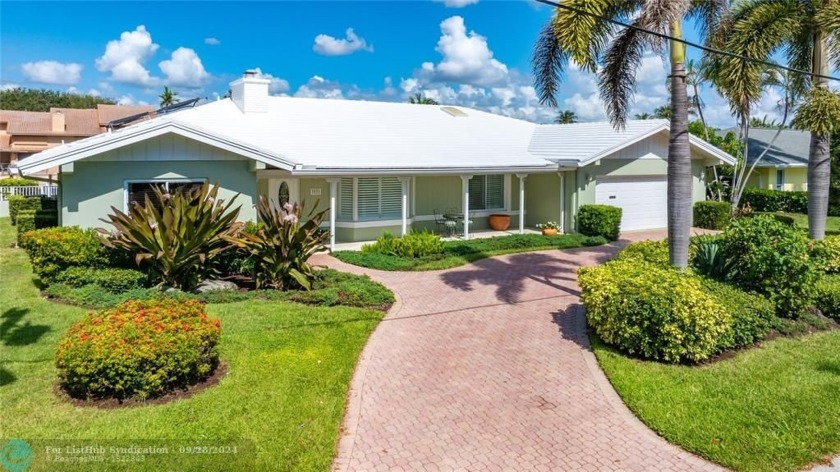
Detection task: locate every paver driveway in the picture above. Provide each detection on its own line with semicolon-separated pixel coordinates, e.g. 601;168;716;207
316;231;725;472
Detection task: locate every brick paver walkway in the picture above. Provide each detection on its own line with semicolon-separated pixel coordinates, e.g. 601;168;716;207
316;230;725;472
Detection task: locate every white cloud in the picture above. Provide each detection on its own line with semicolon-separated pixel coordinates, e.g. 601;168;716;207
159;47;210;87
418;16;508;87
0;83;21;91
313;28;373;56
21;61;82;85
96;25;159;86
66;86;101;96
294;76;345;99
204;37;221;46
433;0;479;7
252;68;290;95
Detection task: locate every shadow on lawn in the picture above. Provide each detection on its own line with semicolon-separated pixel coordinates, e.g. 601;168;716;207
1;307;50;347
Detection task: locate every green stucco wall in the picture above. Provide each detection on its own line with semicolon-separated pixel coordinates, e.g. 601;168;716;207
524;173;563;228
414;176;462;215
743;167;807;191
61;159;257;228
298;178;331;215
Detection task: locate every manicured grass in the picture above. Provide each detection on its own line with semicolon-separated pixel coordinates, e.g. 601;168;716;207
781;212;840;235
334;233;607;271
592;333;840;472
0;218;386;471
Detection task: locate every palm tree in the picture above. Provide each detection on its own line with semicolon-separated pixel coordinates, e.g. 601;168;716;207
749;115;781;129
159;86;179;108
408;93;439;105
555;109;578;124
634;112;655;120
653;104;672;119
532;0;729;268
713;0;840;240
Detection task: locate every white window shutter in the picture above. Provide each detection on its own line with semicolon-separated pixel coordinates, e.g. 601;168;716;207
379;177;402;218
339;178;353;219
357;177;380;219
486;175;504;209
469;176;485;210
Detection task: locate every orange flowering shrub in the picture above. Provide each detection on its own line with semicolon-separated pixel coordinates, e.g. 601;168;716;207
56;298;221;400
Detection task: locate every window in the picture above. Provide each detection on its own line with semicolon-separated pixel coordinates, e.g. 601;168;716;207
776;169;785;190
469;175;504;210
338;177;403;220
126;180;203;210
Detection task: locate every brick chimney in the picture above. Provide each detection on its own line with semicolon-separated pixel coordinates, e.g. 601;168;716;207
51;111;65;132
229;69;270;113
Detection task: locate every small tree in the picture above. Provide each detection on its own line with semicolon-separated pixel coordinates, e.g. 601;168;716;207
159;86;180;108
554;109;578;124
408;93;439;105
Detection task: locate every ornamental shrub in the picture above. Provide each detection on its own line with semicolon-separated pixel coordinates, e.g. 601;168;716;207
693;201;731;230
811;236;840;273
19;226;117;283
56;267;148;293
720;215;819;317
741;188;808;213
55;298;221;400
577;205;622;241
616;240;670;266
8;195;41;225
579;258;731;363
363;230;444;259
815;275;840;321
699;277;775;349
16;209;58;243
0;177;39;186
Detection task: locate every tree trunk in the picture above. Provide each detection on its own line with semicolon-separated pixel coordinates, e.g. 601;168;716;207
668;20;691;269
809;132;831;239
807;32;831;240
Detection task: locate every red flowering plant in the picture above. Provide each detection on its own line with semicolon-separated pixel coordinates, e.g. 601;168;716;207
55;298;221;400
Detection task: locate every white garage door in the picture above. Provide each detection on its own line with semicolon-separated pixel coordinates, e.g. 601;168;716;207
595;176;667;231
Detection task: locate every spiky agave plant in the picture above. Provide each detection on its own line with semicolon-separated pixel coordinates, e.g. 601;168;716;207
231;197;329;290
99;182;242;291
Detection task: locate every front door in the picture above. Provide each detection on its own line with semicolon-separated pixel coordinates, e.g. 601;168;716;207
268;178;300;206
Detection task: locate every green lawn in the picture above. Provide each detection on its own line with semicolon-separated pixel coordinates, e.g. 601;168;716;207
781;212;840;235
592;334;840;472
0;218;385;471
334;233;606;271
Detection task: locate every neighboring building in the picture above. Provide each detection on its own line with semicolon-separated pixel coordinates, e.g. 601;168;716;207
16;71;735;249
0;104;154;177
743;128;810;192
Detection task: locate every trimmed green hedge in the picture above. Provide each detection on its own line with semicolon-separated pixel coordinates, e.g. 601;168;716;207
8;195;42;225
16;209;58;243
19;226;123;284
56;267;149;293
815;275;840;321
693;201;730;230
577;204;622;241
0;177;39;186
699;277;775;349
741;188;807;213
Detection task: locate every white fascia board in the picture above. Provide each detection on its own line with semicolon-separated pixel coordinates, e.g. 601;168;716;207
289;164;560;177
18;120;297;175
688;134;737;165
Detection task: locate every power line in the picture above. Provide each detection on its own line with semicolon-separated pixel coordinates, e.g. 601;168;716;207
534;0;840;83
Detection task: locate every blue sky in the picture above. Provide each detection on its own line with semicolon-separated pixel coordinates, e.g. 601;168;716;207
0;1;790;126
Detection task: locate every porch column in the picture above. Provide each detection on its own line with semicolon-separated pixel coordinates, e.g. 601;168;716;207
461;175;473;240
516;174;527;234
326;178;340;252
398;177;410;236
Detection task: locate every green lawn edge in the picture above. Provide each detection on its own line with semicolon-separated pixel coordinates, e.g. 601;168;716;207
0;217;389;471
590;333;840;472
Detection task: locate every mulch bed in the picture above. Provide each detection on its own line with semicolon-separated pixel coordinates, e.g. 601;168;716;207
55;362;228;409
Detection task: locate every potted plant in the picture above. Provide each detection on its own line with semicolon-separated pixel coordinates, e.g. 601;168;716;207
488;213;511;231
536;221;560;236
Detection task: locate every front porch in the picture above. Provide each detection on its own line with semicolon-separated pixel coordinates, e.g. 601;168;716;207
257;170;567;251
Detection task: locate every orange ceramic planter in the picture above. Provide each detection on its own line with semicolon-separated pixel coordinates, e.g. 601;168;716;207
542;228;559;236
488;214;511;231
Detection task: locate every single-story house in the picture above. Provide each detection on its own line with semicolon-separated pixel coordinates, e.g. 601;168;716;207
16;71;735;250
742;128;810;192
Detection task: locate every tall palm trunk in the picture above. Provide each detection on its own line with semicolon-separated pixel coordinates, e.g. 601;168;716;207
667;20;692;268
808;32;831;240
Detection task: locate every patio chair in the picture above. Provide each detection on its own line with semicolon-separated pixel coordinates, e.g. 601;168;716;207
434;209;457;236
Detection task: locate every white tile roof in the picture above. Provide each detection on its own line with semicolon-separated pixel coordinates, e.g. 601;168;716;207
16;97;735;176
529;120;670;164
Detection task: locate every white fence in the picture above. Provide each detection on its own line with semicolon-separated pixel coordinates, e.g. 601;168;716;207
0;185;59;217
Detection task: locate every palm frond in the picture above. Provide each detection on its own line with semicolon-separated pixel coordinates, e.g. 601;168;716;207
687;0;730;43
598;27;647;129
815;1;840;70
633;0;693;52
532;22;569;107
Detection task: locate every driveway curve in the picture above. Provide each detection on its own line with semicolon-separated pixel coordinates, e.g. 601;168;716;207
316;231;725;472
